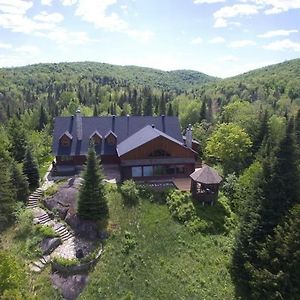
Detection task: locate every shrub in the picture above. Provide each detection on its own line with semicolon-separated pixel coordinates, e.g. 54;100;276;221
121;231;137;254
166;190;196;223
35;225;58;238
53;256;79;267
120;180;139;206
14;208;33;238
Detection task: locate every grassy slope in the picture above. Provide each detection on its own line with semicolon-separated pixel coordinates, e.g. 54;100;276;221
80;187;235;299
1;226;62;299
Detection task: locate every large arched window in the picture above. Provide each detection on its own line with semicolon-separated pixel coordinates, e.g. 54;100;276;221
149;149;170;157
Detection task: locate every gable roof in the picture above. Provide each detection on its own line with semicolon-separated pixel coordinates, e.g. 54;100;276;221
52;115;183;156
190;165;222;184
89;130;102;139
59;131;73;140
117;125;187;157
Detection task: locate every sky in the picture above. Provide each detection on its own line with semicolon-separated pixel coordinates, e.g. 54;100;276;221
0;0;300;78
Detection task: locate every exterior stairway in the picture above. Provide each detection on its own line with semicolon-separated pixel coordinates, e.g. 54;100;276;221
54;224;74;241
26;188;43;209
29;255;51;273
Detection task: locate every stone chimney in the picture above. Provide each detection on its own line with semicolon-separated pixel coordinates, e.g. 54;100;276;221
75;108;83;140
186;124;192;148
162;115;166;132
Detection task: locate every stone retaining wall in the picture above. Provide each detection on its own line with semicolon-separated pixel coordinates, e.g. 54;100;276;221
52;246;103;275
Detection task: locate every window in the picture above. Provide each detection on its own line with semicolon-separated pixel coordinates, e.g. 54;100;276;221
166;165;176;175
143;166;153;177
91;134;101;145
132;166;142;177
154;165;166;176
149;149;170;157
176;165;185;174
60;136;71;147
106;134;117;146
61;156;73;161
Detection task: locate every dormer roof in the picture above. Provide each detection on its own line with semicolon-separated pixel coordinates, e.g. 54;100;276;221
104;130;117;139
89;130;102;139
59;131;73;140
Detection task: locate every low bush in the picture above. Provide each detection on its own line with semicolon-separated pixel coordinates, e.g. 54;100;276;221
35;225;58;238
53;256;79;267
120;180;139;206
121;231;137;254
14;208;34;238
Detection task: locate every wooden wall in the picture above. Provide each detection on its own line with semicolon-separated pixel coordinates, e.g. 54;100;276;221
120;136;195;160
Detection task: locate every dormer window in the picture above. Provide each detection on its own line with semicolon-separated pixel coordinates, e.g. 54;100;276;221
59;131;72;147
105;131;117;146
90;131;102;145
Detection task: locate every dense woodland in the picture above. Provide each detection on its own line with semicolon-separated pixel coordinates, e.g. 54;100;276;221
1;59;300;299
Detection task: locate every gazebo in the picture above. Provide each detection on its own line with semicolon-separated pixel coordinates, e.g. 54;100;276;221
190;165;222;205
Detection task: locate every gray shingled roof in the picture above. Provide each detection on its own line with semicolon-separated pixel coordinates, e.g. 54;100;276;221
117;125;187;157
52;115;184;156
190;165;222;184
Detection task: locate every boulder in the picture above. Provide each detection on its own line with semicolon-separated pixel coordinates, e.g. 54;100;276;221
40;237;62;255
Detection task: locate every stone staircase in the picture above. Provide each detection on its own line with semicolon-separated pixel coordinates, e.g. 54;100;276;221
29;255;51;273
54;224;74;242
26;188;43;209
37;213;52;225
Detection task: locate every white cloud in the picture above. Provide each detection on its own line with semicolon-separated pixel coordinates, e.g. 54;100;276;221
214;18;227;27
0;0;33;15
241;0;300;15
33;11;64;23
15;45;40;55
0;42;12;49
213;4;259;27
75;0;154;41
258;29;298;38
61;0;77;6
41;0;52;6
229;39;256;48
191;37;203;44
209;36;226;43
194;0;226;3
263;39;300;51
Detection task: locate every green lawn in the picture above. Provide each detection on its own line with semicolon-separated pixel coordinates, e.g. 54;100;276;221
80;187;236;299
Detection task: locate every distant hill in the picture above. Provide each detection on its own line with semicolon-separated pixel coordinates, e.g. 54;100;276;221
0;62;218;92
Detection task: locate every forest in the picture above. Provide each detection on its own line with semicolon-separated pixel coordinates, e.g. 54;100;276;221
1;58;300;299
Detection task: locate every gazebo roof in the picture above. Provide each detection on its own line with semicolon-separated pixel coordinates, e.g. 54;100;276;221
190;165;222;185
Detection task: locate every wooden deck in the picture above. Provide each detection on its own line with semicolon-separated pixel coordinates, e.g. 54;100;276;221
172;177;191;192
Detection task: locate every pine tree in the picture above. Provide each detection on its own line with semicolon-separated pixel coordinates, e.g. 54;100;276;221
167;103;173;116
0;160;16;231
10;161;29;203
143;96;153;116
158;93;166;115
78;145;108;221
199;99;206;122
23;148;39;191
93;104;98;116
7;118;28;162
38;105;48;131
295;109;300;147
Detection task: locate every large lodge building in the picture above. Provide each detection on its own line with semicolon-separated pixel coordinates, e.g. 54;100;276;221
52;110;198;181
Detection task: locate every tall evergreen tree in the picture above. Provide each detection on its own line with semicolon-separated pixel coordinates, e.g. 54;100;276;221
78;145;108;221
38;104;48;131
143;96;153;116
0;160;16;231
10;161;29;203
158;92;166;115
167;103;173;116
23;147;39;191
199;99;207;122
93;104;98;116
7;118;28;162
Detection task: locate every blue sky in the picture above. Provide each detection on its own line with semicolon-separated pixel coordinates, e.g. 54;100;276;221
0;0;299;78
